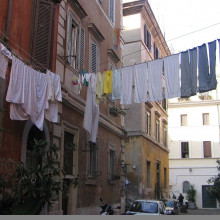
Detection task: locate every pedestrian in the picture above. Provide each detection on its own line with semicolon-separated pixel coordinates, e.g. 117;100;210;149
178;193;184;211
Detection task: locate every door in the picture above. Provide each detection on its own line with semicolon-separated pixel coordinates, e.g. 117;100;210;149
202;185;217;208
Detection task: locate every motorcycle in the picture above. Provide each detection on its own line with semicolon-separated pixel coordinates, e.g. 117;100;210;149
98;198;121;215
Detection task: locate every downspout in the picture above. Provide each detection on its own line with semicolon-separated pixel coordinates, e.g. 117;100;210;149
5;0;13;41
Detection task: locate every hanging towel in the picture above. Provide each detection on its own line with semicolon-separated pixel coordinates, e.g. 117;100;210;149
164;54;181;99
120;66;133;105
83;73;99;143
112;69;121;100
0;44;11;79
181;48;197;97
6;56;48;130
45;70;62;123
198;42;217;93
96;72;105;98
104;70;113;94
134;62;148;103
148;59;163;102
218;39;220;63
6;56;26;104
189;47;198;96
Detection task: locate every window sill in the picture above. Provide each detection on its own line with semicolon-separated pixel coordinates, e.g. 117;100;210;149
85;178;97;185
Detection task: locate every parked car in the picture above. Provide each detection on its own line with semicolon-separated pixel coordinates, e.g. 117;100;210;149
125;200;166;215
164;200;179;215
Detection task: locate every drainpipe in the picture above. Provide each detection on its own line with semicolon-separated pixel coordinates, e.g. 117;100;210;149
5;0;13;41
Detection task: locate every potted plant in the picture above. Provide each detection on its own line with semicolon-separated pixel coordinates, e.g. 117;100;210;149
186;184;197;209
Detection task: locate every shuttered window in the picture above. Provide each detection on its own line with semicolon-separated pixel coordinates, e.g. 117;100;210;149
66;12;79;69
88;142;98;179
109;150;115;179
203;113;210;125
181;142;189;158
144;24;151;51
109;0;114;23
156;119;160;142
181;114;187;126
90;41;98;72
146;161;151;188
79;28;85;73
203;141;211;158
146;111;151;135
64;131;74;175
154;43;159;59
31;0;55;72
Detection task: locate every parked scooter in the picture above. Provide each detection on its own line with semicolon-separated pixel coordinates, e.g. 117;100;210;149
98;198;121;215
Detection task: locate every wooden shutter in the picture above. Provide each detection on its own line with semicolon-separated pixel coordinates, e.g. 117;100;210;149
144;24;147;45
32;0;54;71
79;27;85;72
91;41;98;72
204;141;211;158
66;12;73;64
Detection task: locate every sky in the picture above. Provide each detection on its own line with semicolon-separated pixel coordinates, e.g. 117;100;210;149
148;0;220;53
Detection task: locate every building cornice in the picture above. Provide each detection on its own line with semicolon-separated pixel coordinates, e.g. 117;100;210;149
68;0;87;19
88;23;105;42
168;100;220;108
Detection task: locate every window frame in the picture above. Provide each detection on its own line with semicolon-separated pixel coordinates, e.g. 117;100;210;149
109;0;115;24
181;114;187;126
90;38;99;72
62;122;79;179
66;11;80;70
203;141;212;158
108;143;116;181
181;142;189;158
146;161;151;188
202;113;210;126
155;118;160;142
146;110;151;135
88;141;99;179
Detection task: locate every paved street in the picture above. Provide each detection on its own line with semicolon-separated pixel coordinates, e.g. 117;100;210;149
180;209;220;215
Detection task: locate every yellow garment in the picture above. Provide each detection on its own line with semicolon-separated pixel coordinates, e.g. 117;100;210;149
96;72;105;98
104;70;113;94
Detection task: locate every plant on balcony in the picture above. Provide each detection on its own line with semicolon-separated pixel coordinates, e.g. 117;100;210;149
109;106;122;117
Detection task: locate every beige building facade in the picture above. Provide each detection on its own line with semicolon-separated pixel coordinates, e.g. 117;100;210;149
122;0;170;201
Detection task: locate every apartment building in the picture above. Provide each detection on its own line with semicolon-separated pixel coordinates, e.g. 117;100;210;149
122;0;170;201
0;0;126;215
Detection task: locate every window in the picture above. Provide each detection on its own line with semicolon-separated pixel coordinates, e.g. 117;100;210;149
163;125;167;147
144;24;151;51
88;142;98;178
183;181;190;193
181;114;187;126
108;144;116;180
203;113;210;125
64;131;75;175
164;168;167;189
66;12;80;69
203;141;211;158
146;111;151;135
154;43;159;59
26;125;46;170
90;40;99;72
147;161;151;188
109;0;115;23
181;142;189;158
31;0;55;72
156;119;160;142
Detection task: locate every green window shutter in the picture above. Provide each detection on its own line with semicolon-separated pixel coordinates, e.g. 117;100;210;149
90;41;98;72
31;0;55;71
79;27;85;73
66;12;73;64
